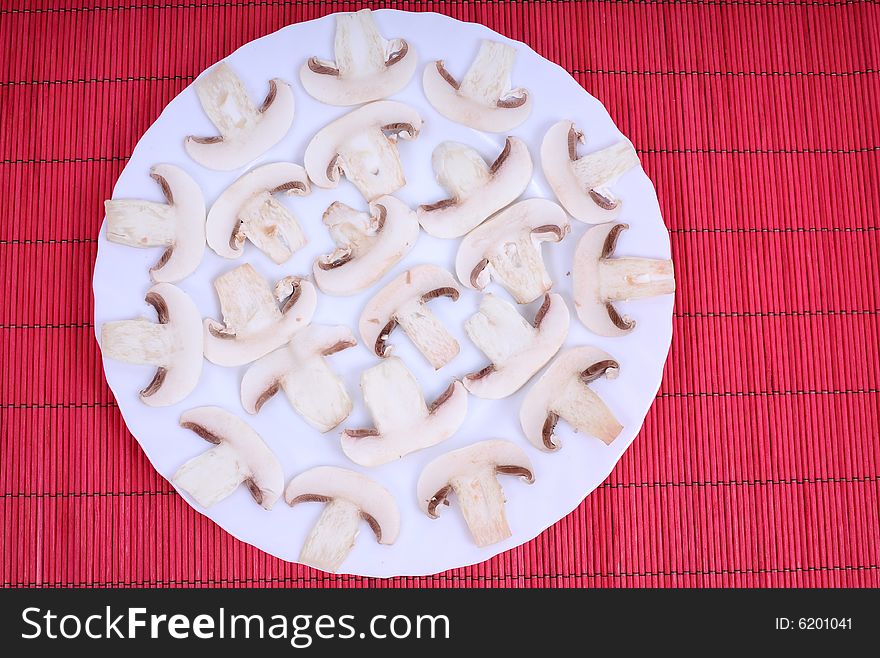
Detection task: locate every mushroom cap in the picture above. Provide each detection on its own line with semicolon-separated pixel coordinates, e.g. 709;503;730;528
184;63;295;171
179;406;284;508
422;41;532;133
312;196;419;296
454;198;569;301
541;120;639;223
519;346;622;450
206;162;310;260
340;357;468;467
417;137;533;239
358;264;460;358
99;282;204;407
416;439;534;517
303;100;423;189
463;293;570;399
299;9;418;106
285;466;400;544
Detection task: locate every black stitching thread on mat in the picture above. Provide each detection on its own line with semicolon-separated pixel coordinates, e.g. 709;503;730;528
5;309;879;329
4;475;877;499
4;148;878;165
669;227;880;233
4;389;879;409
0;238;97;244
3;68;877;87
0;1;869;18
3;564;878;588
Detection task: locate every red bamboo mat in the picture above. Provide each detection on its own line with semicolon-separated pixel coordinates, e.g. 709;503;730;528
1;0;878;589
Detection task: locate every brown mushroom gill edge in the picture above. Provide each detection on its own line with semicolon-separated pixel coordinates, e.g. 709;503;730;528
601;223;636;331
567;124;620;210
372;286;460;357
426;464;534;517
288;493;384;542
540;359;620;450
435;61;460;90
180;420;265;505
139;291;170;398
344;382;457;440
147;173;175;272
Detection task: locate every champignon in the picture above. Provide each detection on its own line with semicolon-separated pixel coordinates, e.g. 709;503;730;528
303;100;422;201
455;198;570;304
285;466;400;573
174;406;284;509
573;222;675;336
541;120;639;223
463;293;569;399
184;63;295;171
104;164;206;283
241;325;357;432
520;346;623;451
207;162;310;264
100;283;203;407
359;265;461;370
203;263;317;367
423;40;532;132
417;439;534;547
300;9;417;106
313;196;419;296
341;357;468;467
417;137;533;238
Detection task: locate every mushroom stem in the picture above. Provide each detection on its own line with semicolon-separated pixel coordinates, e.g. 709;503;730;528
570;140;639;189
105;201;175;247
173;442;248;509
601;257;675;301
101;319;172;366
459;41;518;106
555;377;622;445
299;498;362;572
449;467;511;547
235;194;307;264
394;297;460;370
336;130;406;201
489;236;551;303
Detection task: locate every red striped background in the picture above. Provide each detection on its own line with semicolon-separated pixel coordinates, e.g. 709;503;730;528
1;0;878;588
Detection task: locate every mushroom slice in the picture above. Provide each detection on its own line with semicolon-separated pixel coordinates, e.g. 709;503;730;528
455;198;570;304
423;40;532;132
104;164;206;282
207;162;310;264
541;120;639;223
300;9;417;106
100;283;203;407
574;223;675;336
285;466;400;573
417;137;533;238
241;325;357;432
520;346;623;451
203;263;317;367
304;100;423;201
313;196;418;296
463;293;569;399
184;62;295;171
359;265;461;370
341;357;468;467
174;406;283;509
417;439;534;547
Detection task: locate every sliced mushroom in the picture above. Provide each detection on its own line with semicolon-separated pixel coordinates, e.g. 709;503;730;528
104;164;206;282
341;357;468;467
417;439;534;547
574;222;675;336
100;283;203;407
203;263;317;367
313;196;418;296
359;265;461;370
241;325;356;432
541;120;639;223
520;346;623;451
463;293;569;399
304;100;422;201
207;162;310;264
455;198;570;304
174;406;283;509
423;40;532;132
184;63;295;171
285;466;400;573
300;9;417;106
417;137;533;238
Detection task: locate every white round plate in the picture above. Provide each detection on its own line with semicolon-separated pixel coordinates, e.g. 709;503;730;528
93;9;673;577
